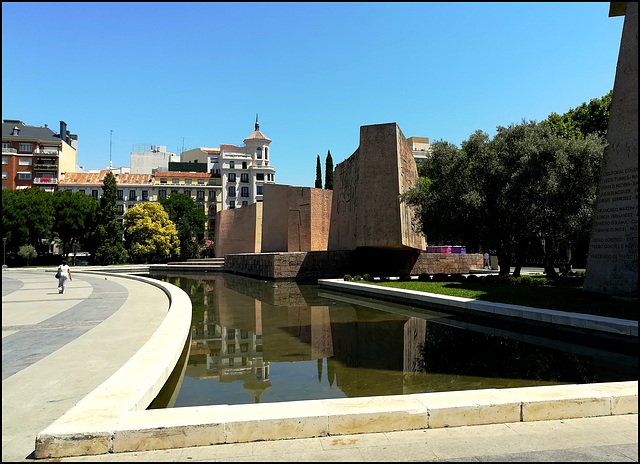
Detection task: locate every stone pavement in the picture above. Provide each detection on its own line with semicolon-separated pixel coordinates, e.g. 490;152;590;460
2;267;637;462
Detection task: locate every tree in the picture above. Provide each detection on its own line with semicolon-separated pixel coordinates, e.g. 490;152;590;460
124;202;180;263
159;193;206;260
324;150;334;190
541;91;612;139
315;155;323;189
52;190;97;262
17;244;37;266
90;171;126;265
401;120;606;278
2;187;54;261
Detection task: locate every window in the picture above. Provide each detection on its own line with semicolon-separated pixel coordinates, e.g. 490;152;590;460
240;187;249;197
197;190;204;200
171;189;178;195
142;190;148;201
117;190;124;200
2;172;7;179
256;147;262;159
208;191;216;201
92;190;99;199
19;143;33;152
129;190;136;201
18;172;31;180
240;329;248;339
265;147;268;159
242;161;247;169
228;186;235;197
117;204;124;214
229;161;235;169
2;143;10;150
185;179;192;185
2;157;8;164
209;179;217;185
79;189;85;194
19;158;32;166
228;173;236;182
257;185;263;195
159;189;167;199
241;201;248;206
172;178;179;184
227;329;235;340
184;190;191;197
240;343;248;353
227;344;236;354
240;173;249;183
256;173;264;181
160;178;167;184
197;179;204;185
229;200;235;209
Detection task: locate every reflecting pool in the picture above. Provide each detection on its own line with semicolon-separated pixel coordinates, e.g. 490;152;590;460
147;273;637;409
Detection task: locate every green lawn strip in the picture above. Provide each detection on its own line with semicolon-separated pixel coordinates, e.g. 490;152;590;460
371;281;638;322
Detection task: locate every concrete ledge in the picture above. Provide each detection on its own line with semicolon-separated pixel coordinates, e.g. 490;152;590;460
34;273;192;459
37;382;637;457
318;279;638;337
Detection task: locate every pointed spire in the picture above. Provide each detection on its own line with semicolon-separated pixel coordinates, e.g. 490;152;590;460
255;113;259;131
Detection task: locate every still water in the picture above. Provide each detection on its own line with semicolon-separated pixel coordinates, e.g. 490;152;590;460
147;273;637;409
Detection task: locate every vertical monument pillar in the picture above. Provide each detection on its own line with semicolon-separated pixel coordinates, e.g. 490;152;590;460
584;2;638;297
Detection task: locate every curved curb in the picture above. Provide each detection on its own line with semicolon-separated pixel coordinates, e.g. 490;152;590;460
34;272;192;459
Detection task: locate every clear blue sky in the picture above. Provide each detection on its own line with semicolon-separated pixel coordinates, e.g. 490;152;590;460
2;2;624;188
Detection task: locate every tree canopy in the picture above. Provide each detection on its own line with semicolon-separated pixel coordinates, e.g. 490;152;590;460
324;150;334;190
124;202;180;263
315;155;323;189
90;171;127;265
159;193;206;259
2;187;55;258
51;190;97;261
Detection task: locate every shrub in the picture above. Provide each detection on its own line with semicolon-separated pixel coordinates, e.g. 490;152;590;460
432;273;449;282
517;275;534;286
466;274;480;282
418;273;431;282
343;274;352;282
399;273;412;282
498;274;517;285
363;274;374;282
484;274;499;284
353;275;362;281
379;275;390;282
18;244;37;265
531;277;549;286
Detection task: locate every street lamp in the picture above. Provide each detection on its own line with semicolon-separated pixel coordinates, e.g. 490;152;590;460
3;237;7;268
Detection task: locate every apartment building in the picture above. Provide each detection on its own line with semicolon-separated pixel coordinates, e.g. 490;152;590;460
180;117;276;210
406;136;431;165
130;144;179;174
2;120;77;191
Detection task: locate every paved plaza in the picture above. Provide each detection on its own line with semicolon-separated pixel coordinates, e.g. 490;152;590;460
2;267;637;462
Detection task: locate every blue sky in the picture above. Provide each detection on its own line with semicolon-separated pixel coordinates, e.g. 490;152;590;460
2;2;624;188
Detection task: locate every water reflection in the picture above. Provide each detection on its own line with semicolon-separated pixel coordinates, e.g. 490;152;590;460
149;273;637;408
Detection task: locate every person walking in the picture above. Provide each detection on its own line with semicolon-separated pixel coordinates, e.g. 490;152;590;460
56;258;72;294
483;252;490;269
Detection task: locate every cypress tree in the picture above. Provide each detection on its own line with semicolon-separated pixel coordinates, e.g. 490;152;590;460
324;150;334;190
315;155;323;188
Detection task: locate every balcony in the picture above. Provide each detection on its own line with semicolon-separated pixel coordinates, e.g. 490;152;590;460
33;164;58;170
34;148;59;156
33;177;58;185
2;147;17;154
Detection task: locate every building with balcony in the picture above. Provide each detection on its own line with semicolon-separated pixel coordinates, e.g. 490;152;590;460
180;116;276;211
406;136;432;165
2;119;78;192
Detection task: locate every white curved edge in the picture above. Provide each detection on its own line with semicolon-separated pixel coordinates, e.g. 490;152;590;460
34;272;192;459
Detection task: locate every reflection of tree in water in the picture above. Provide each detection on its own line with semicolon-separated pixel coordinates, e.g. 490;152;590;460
416;321;596;384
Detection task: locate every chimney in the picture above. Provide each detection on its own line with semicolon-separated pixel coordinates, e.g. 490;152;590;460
59;121;68;143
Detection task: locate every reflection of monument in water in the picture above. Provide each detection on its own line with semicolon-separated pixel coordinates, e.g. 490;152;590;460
185;274;428;401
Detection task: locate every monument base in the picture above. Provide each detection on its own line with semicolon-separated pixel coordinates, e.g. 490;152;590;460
223;251;483;281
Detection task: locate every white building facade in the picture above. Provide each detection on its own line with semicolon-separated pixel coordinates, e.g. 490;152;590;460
181;118;276;210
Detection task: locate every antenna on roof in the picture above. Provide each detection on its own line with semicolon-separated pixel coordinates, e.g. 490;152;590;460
109;130;113;166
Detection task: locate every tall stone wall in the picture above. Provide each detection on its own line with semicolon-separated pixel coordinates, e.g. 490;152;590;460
261;184;332;253
327;122;425;252
584;2;638;297
214;202;263;258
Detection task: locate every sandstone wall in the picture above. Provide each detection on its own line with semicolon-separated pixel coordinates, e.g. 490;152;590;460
214;202;262;257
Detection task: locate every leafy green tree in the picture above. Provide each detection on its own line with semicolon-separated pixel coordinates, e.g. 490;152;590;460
90;171;127;265
315;155;323;188
324;150;334;190
401;121;606;278
541;91;612;139
17;244;37;265
2;187;54;261
159;193;206;260
124;202;180;263
52;190;97;262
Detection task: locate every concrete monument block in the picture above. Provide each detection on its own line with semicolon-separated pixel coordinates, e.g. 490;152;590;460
214;202;263;258
584;2;638;297
261;184;332;252
328;122;425;252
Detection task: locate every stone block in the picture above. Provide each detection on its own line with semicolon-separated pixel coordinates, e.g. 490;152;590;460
323;395;427;435
215;203;263;257
512;384;612;421
328;123;425;252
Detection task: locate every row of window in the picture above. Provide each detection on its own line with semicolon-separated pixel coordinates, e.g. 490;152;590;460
228;185;264;197
158;178;208;185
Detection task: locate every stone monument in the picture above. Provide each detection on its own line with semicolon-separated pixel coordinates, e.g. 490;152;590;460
584;2;638;297
327;122;426;274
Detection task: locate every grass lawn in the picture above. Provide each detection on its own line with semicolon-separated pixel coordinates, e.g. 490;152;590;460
372;281;638;322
